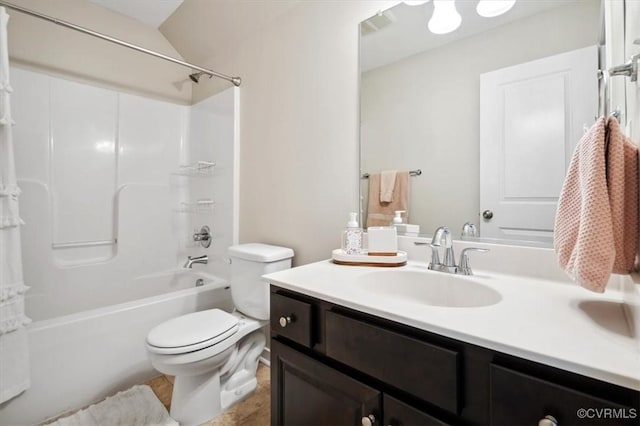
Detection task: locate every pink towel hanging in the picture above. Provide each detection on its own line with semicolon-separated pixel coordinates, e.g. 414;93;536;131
554;117;638;293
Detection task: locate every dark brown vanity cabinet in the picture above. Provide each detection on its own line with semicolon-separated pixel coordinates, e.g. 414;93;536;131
271;339;381;426
270;286;639;426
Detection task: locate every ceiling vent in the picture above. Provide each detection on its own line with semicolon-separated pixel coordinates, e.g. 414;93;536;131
361;10;397;36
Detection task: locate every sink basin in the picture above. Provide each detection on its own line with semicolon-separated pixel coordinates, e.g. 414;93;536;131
356;270;502;308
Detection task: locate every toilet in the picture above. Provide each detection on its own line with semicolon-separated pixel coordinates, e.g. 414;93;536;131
146;243;294;426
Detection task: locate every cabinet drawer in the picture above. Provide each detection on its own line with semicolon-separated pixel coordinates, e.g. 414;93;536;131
490;364;638;425
325;311;460;413
384;394;450;426
270;292;313;347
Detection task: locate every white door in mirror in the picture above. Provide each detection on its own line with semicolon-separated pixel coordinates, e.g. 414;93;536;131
479;45;598;242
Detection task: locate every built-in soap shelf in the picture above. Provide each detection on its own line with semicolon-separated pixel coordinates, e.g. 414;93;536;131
172;161;216;177
175;199;215;213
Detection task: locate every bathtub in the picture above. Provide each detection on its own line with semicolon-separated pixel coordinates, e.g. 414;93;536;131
0;270;232;425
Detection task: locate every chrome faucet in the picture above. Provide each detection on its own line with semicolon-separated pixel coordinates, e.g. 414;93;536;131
415;226;489;275
183;254;208;269
430;226;456;273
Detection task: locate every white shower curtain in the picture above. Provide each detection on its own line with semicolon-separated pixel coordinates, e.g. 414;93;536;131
0;6;30;404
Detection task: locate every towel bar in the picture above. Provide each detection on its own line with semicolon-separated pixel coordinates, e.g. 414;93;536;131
361;169;421;179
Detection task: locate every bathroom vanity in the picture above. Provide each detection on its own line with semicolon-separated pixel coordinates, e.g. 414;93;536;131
266;261;640;426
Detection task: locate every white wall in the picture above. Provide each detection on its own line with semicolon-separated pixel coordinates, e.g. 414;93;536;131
361;1;600;234
11;66;236;321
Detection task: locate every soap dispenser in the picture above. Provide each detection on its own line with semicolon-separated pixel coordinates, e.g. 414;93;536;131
342;212;363;255
392;210;405;225
392;210;420;236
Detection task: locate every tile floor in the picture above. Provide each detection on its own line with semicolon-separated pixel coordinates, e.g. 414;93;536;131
146;363;271;426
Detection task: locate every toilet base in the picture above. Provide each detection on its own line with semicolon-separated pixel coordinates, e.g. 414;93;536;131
168;367;262;426
170;370;223;426
221;376;258;411
165;330;266;426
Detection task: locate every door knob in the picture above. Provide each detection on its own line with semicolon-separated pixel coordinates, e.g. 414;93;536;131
482;210;493;220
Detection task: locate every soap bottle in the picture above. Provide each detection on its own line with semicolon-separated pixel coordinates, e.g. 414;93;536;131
342;212;363;255
392;210;405;225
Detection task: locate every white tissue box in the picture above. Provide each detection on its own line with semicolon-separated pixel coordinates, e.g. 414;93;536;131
367;226;398;255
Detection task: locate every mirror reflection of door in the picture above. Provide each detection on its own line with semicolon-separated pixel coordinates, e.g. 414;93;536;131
360;1;602;246
479;46;598;242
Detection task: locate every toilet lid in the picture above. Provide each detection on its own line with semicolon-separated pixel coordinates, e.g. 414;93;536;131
146;309;239;354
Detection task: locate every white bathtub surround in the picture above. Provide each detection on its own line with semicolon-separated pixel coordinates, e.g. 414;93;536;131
10;68;238;322
0;6;30;404
0;67;238;424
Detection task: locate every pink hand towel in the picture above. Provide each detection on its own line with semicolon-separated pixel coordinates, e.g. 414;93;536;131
380;170;397;203
554;117;638;293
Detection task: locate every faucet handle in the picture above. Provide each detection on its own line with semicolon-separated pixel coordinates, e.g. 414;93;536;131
458;247;489;275
461;222;478;238
192;225;212;248
414;241;441;270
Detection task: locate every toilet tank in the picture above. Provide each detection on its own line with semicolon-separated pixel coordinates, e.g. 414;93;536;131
228;243;294;320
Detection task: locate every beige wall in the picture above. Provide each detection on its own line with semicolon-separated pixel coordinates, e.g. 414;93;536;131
361;1;601;236
6;0;191;103
163;1;396;265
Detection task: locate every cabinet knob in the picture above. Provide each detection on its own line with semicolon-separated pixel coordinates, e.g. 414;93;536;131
538;415;558;426
279;316;292;328
361;414;376;426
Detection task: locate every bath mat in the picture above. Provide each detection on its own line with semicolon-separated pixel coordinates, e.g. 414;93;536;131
48;385;178;426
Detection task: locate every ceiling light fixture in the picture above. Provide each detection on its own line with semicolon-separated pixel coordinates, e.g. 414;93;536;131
476;0;516;18
428;0;461;35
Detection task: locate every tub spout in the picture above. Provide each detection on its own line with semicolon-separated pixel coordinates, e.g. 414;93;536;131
184;254;208;268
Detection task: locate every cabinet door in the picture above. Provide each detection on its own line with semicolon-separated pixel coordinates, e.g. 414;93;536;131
271;339;381;426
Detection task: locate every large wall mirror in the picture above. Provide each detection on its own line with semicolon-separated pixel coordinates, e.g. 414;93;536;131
359;0;603;247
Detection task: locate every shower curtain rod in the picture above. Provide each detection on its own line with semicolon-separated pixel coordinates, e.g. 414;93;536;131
0;1;241;86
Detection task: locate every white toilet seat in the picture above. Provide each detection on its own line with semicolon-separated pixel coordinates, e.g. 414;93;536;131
147;309;239;355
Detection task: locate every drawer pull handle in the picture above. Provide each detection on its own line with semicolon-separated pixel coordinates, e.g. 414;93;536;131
279;316;293;328
361;414;376;426
538;415;558;426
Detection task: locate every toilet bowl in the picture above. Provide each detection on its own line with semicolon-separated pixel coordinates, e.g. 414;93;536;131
145;243;294;426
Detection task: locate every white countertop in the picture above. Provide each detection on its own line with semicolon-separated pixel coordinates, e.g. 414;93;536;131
264;259;640;391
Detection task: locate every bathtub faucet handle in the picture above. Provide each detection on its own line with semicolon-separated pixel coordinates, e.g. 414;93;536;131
192;225;212;248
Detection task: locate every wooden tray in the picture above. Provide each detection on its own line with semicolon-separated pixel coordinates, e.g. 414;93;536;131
331;249;407;267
